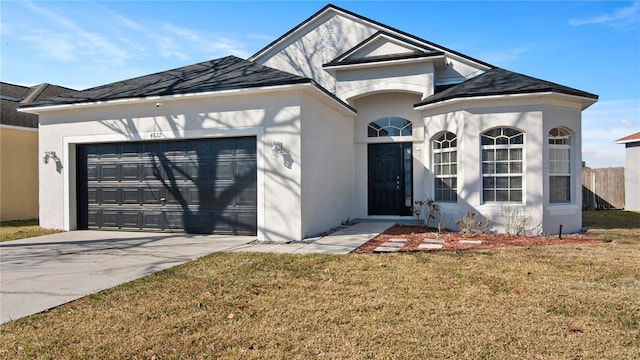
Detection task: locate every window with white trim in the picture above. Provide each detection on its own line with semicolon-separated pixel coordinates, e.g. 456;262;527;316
368;117;412;137
433;131;457;202
481;127;524;203
549;127;572;203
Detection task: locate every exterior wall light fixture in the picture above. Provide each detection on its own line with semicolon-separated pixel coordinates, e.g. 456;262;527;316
42;150;58;164
272;141;284;157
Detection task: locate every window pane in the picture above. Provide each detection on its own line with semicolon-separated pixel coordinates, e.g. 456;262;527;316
510;190;522;202
483;163;494;174
482;149;494;161
510;176;522;188
510;148;522;160
496;163;509;173
510;162;522;173
550;176;571;203
496;149;509;161
484;190;495;202
496;190;509;201
510;134;524;144
483;177;495;188
496;177;509;188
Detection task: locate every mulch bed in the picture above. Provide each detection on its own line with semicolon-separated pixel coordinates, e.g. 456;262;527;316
354;224;605;253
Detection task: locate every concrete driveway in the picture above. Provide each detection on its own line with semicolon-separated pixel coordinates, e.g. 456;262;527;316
0;231;254;324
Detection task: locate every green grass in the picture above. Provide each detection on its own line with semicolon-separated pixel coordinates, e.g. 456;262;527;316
583;209;640;245
0;211;638;359
0;219;62;242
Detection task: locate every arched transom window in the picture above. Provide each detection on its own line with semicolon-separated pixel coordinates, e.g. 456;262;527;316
481;127;524;203
432;131;457;202
368;117;412;137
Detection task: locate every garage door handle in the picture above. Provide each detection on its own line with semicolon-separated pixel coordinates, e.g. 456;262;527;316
160;197;166;202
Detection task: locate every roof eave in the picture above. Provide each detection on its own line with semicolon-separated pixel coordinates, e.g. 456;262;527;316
322;54;445;73
414;91;598;111
18;81;357;116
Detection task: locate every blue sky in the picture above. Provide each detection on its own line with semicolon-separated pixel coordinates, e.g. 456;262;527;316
1;1;638;167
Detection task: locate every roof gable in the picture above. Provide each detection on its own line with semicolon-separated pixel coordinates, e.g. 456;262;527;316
250;4;492;70
323;31;445;68
20;56;311;108
416;68;598;109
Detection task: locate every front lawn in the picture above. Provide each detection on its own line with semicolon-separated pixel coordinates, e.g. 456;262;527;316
0;210;638;358
0;219;62;242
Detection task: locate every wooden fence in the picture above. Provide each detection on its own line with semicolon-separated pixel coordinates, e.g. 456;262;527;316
582;167;625;209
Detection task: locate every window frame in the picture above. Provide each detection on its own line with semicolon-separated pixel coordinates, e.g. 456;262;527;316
481;127;525;204
432;131;458;203
367;116;412;137
548;127;573;204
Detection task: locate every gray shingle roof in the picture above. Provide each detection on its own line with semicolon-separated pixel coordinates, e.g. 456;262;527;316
1;82;77;128
20;56;313;108
416;68;598;107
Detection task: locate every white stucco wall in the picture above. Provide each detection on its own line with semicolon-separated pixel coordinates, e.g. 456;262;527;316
624;144;640;211
352;92;424;219
336;62;434;102
421;96;585;234
300;96;355;238
36;90;314;242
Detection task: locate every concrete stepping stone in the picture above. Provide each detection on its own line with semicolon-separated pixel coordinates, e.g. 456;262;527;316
423;238;445;244
381;241;405;248
388;238;408;243
374;246;402;252
419;243;443;250
459;240;483;245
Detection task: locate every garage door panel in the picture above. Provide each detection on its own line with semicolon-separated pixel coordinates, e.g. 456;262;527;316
143;164;163;181
237;186;258;206
122;164;141;181
122;188;142;204
143;212;164;229
101;188;119;204
164;212;184;229
122;211;143;229
100;164;119;181
101;211;120;228
87;165;99;181
78;137;257;235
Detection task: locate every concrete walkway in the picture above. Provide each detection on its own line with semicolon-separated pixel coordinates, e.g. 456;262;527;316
0;221;393;324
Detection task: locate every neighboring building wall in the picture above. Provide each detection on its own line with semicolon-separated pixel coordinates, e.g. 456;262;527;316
625;143;640;211
0;126;39;220
37;91;313;242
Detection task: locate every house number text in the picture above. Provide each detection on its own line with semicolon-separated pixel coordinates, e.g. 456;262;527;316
149;132;163;139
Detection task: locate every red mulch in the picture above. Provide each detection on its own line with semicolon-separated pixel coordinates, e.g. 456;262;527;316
353;224;605;254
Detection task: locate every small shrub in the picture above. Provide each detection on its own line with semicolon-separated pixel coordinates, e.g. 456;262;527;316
456;212;491;234
502;206;541;236
413;199;440;228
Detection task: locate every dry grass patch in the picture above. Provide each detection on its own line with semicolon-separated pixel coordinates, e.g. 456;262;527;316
0;219;62;242
1;210;638;358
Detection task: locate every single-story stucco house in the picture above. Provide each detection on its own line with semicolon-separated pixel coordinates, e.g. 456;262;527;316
616;132;640;211
20;4;598;241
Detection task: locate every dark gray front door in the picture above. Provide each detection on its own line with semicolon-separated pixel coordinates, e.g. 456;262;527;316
368;143;412;216
77;137;257;235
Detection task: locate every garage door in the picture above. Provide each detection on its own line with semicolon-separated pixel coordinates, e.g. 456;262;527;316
76;137;257;235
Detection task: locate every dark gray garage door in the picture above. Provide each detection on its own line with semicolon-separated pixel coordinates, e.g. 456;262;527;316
77;137;257;235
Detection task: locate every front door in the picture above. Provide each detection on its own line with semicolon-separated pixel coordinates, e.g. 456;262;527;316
368;143;412;215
